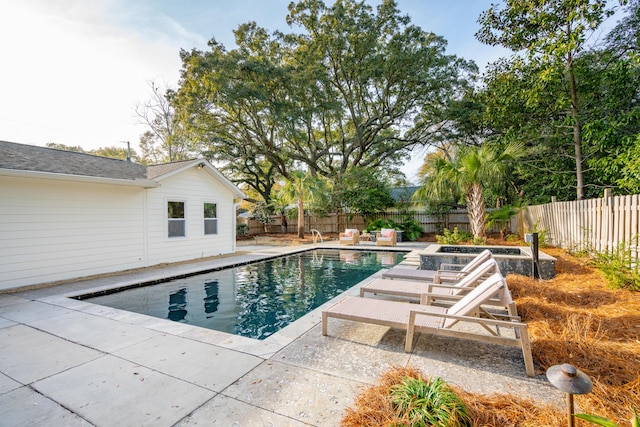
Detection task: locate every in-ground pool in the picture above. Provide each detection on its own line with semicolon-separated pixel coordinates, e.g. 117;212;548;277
82;249;405;340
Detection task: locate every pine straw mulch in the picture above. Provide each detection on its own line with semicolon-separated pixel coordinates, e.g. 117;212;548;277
342;247;640;427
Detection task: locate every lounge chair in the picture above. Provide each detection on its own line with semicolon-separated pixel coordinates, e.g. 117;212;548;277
361;258;516;316
376;228;396;246
322;272;534;377
361;257;510;304
382;249;493;284
339;228;360;245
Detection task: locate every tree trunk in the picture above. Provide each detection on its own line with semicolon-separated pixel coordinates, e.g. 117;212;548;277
567;40;584;200
466;183;486;239
297;198;305;238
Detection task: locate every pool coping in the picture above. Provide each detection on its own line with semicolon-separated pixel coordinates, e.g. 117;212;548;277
32;243;413;359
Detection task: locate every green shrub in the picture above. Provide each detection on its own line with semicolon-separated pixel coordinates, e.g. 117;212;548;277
365;218;400;232
399;218;423;241
589;240;640;291
575;406;639;427
236;223;249;236
390;376;471;427
472;236;486;245
528;221;549;248
436;227;473;245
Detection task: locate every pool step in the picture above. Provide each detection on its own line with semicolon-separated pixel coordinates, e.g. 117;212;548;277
397;250;422;267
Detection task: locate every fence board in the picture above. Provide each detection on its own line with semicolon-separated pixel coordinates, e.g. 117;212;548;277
239;209;512;238
523;193;640;263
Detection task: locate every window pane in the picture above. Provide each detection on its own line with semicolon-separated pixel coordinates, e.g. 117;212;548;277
168;201;184;219
204;219;218;235
204;203;217;219
169;219;186;237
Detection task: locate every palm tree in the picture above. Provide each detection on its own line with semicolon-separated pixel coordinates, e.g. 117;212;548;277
278;170;326;238
416;142;525;240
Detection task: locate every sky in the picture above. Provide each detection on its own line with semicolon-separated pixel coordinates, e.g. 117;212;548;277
0;0;618;182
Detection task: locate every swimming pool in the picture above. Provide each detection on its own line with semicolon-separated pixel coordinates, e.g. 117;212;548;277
84;249;405;340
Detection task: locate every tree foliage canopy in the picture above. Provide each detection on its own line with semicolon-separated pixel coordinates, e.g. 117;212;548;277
172;0;474;203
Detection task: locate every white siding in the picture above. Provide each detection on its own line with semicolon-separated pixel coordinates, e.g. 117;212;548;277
0;176;146;290
146;167;236;265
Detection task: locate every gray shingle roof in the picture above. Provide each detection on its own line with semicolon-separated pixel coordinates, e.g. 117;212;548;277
0;140;148;180
146;160;197;179
390;186;420;202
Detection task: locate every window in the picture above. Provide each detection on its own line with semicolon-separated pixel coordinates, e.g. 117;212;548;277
204;202;218;235
168;201;185;238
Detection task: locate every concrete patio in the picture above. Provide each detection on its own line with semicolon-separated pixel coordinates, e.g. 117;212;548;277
0;241;561;426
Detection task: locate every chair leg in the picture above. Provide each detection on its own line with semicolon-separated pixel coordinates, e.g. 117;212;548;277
322;312;328;336
405;312;416;352
519;325;535;377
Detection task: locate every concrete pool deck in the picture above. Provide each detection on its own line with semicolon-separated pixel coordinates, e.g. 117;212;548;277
0;241;562;426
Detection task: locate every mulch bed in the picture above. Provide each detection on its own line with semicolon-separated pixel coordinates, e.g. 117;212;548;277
341;246;640;427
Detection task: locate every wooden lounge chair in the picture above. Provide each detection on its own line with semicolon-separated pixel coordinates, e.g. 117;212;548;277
323;273;534;377
359;258;514;313
381;249;494;284
339;228;360;245
375;228;396;246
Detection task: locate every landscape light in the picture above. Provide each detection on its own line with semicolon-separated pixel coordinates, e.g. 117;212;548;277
547;363;593;427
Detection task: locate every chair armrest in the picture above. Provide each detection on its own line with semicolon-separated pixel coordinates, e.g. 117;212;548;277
410;310;524;327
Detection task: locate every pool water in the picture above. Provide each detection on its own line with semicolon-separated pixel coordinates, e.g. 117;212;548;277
85;249;405;340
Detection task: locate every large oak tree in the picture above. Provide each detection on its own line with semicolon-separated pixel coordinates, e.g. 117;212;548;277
173;0;474;203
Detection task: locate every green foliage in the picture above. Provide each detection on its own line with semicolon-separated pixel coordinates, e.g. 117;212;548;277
486;206;518;228
528;221;549;248
506;233;521;242
236;223;249;236
588;240;640;291
472;236;487;245
251;201;274;227
365;218;399;233
436;227;473;245
473;0;640;202
390;376;471;427
575;406;640;427
334;168;396;221
418;141;526;239
363;216;423;241
173;0;473;202
399;217;423;241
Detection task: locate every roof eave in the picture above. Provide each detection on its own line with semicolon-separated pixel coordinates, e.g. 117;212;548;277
0;168;160;188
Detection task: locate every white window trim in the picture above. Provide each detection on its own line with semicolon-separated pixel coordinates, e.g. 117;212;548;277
167;199;187;239
203;201;219;236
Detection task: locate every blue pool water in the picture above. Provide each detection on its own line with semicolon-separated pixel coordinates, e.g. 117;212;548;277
85;249;405;340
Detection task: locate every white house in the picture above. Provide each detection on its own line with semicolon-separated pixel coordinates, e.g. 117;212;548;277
0;141;246;291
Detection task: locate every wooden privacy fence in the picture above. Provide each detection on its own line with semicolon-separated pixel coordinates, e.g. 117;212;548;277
522;190;640;260
239;209;514;237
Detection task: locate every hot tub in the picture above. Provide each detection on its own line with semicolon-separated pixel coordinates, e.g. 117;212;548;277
419;244;556;279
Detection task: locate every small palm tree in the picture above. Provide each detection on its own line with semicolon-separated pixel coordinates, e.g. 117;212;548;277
416;141;525;240
278;170;326;238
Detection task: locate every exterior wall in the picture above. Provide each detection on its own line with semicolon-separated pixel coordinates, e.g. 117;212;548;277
145;167;237;266
0;176;145;290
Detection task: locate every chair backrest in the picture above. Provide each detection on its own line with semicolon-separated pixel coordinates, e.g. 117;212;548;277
449;258;499;296
380;228;395;238
443;272;505;328
460;249;494;273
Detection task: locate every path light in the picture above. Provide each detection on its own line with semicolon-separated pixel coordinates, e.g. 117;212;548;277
547;363;593;427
